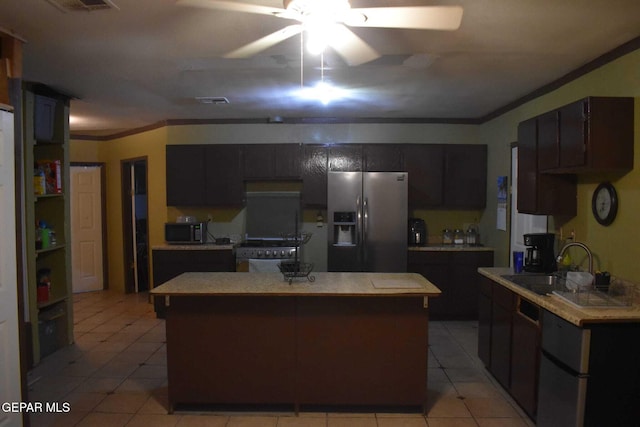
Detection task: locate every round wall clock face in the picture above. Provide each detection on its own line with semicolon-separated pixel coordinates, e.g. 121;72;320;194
591;182;618;226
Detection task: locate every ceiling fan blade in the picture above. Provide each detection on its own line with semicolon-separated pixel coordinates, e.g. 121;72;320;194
176;0;283;16
224;24;303;58
328;25;380;66
348;6;463;30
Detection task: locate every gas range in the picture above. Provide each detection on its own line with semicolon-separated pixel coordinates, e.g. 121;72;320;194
234;240;299;260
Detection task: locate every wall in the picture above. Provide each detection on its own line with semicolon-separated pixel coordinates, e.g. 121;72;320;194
479;49;640;281
70;48;640;290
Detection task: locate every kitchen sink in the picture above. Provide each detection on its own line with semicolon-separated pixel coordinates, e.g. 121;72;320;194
501;273;563;295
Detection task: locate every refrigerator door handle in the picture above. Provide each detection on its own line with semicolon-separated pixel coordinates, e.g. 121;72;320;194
363;197;369;245
356;195;362;246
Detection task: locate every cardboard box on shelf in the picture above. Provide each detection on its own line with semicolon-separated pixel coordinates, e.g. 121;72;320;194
35;160;62;194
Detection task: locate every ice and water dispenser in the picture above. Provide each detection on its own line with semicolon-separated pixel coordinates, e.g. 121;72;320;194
333;212;356;245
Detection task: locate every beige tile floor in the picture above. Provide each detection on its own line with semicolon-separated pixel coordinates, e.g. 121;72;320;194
27;290;535;427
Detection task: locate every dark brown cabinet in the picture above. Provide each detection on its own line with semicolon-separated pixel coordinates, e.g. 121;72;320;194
407;250;494;320
301;144;328;207
538;97;634;173
152;248;235;317
403;144;444;208
517;117;577;216
166;145;206;206
510;298;541;419
243;144;302;180
166;142;487;209
478;276;541;420
443;145;487;209
328;144;362;171
205;145;244;206
363;144;404;172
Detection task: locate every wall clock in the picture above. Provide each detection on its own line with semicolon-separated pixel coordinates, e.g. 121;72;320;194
591;182;618;226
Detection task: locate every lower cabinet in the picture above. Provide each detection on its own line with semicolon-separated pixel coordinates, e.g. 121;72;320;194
478;276;541;420
408;250;494;320
152;249;235;317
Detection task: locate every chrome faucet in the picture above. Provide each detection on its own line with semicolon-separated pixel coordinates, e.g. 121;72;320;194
556;241;594;275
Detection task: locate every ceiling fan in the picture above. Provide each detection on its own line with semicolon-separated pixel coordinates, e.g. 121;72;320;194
177;0;463;66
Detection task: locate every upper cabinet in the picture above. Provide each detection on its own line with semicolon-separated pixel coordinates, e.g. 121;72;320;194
243;144;302;180
403;144;444;208
166;142;488;210
443;144;487;209
328;144;362;171
363;144;404;172
517;117;577;216
301;144;328;208
538;97;634;173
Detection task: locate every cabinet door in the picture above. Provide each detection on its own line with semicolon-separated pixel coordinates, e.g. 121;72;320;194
407;251;450;319
517;118;539;214
328;144;362;171
205;145;244;206
477;277;492;367
537;110;560;171
243;144;273;179
274;144;302;178
363;144;403;172
403;144;444;208
559;100;587;169
517;118;577;216
448;251;494;320
510;299;541;419
166;145;206;206
34;95;59;142
443;145;487;209
302;144;328;207
490;284;514;388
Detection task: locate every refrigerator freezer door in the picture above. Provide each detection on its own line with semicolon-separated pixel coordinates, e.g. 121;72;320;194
363;172;408;272
328;172;363;271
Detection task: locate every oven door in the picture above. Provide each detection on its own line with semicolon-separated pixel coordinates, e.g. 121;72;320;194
235;258;283;272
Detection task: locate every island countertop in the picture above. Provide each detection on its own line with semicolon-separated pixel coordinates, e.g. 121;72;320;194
150;272;441;297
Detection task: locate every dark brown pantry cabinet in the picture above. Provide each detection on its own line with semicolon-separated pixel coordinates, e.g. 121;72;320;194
443;144;487;209
407;249;494;320
301;144;328;207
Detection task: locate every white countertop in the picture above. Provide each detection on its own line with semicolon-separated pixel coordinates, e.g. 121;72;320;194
150;272;442;297
479;267;640;326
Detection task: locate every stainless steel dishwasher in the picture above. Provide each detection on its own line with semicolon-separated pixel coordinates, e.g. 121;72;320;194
537;309;640;427
537;309;590;427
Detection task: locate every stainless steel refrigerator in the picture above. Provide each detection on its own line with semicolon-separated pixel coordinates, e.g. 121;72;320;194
328;171;408;272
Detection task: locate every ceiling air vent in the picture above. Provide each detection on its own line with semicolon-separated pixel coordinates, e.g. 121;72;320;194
195;97;230;105
45;0;119;12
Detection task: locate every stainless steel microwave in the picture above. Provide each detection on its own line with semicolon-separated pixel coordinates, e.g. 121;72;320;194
165;222;207;244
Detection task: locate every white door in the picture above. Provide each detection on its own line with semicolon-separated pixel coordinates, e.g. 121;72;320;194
71;166;104;293
0;109;22;426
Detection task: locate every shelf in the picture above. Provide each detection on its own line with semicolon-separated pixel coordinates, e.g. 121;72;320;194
35;244;66;257
35;193;64;201
37;295;68;311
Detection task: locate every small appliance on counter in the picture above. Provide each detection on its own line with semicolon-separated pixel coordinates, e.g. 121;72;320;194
165;222;207;244
523;232;556;273
408;218;427;246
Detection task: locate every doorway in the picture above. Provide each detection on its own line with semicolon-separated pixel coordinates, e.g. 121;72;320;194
121;157;149;293
70;164;107;292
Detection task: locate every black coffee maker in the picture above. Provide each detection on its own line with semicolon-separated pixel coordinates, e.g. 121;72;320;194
408;218;427;246
523;233;556;273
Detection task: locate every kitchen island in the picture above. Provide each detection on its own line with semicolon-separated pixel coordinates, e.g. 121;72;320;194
151;272;441;413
